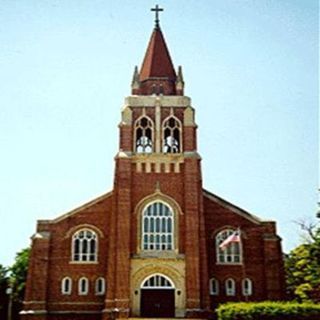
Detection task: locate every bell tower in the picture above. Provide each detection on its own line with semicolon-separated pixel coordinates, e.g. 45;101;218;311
103;6;209;319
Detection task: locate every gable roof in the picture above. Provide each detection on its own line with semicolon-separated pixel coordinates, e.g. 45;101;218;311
38;191;113;225
203;189;273;225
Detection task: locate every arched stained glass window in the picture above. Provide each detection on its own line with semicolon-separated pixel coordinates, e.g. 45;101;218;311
216;229;242;264
142;202;174;251
162;116;181;153
72;229;97;262
135;116;154;153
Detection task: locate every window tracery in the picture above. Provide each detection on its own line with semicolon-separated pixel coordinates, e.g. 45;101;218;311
216;229;242;264
72;229;97;262
135;116;154;153
142;201;174;251
141;274;174;289
162;116;181;153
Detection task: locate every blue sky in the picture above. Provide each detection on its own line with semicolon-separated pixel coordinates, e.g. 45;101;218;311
0;0;318;267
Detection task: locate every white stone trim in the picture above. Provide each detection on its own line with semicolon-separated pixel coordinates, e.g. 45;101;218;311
95;277;106;295
61;277;72;295
209;278;219;295
31;232;50;240
225;278;236;296
20;310;48;315
78;277;89;295
141;273;175;289
242;278;253;296
124;95;191;108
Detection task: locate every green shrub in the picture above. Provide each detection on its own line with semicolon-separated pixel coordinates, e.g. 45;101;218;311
216;301;320;320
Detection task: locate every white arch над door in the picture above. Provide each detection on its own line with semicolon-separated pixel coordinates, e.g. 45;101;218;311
140;274;175;318
141;274;174;289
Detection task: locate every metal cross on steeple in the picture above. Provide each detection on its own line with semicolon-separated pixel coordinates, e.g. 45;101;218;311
151;4;164;28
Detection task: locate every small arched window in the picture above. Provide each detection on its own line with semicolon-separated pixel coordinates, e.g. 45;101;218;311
135;116;153;153
216;229;242;264
78;277;89;295
242;278;253;296
61;277;72;295
162;116;181;153
225;278;236;296
95;277;106;295
142;201;174;251
72;229;97;262
209;278;219;295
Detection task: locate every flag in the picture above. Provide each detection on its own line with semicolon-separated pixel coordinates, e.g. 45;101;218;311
219;229;241;251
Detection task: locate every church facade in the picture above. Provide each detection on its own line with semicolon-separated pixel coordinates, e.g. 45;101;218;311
21;10;284;320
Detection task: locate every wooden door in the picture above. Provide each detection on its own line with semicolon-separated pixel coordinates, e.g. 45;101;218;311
140;289;175;318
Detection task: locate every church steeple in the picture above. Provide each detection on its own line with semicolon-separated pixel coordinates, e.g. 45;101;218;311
131;6;183;96
139;27;176;82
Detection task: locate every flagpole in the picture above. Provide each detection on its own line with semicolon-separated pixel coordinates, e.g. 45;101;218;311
239;227;248;302
219;227;248;301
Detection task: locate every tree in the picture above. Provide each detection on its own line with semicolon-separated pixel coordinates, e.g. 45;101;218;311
9;247;30;320
0;264;9;319
285;223;320;302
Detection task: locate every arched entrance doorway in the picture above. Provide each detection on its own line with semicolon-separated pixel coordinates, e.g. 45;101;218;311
140;274;175;318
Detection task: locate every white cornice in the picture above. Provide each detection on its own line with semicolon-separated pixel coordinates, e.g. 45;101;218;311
124;95;192;108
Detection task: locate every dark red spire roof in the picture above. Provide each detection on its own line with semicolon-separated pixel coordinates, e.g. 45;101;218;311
140;27;176;81
131;23;184;96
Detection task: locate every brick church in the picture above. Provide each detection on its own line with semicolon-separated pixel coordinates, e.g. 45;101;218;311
21;7;284;320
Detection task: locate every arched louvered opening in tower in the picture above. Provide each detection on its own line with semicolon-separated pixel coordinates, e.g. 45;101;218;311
162;116;182;153
135;116;154;153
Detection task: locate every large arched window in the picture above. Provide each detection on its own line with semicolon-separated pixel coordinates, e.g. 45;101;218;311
135;116;154;153
142;202;174;251
72;229;97;262
242;278;253;296
225;278;236;296
162;116;181;153
61;277;72;295
216;229;242;264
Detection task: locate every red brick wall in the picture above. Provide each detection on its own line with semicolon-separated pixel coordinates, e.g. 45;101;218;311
23;195;112;318
203;192;285;307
